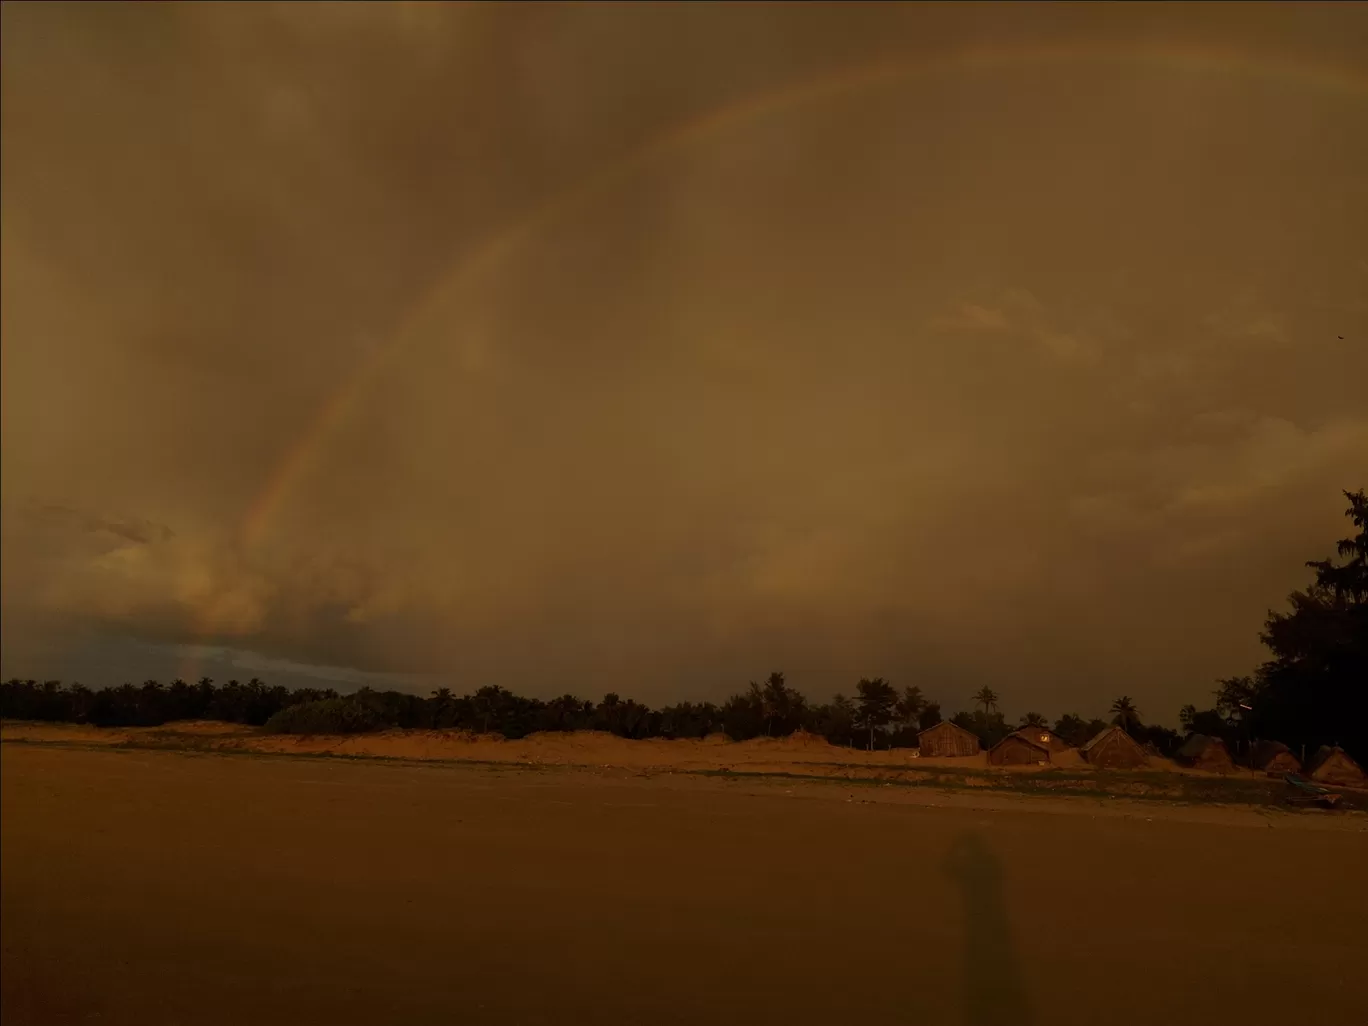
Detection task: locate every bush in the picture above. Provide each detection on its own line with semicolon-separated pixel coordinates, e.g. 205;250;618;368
263;698;387;735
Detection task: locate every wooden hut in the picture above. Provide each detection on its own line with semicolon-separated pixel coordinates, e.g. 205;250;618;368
1013;725;1070;754
1175;734;1234;773
988;733;1050;766
1081;726;1149;769
1249;740;1300;775
917;720;981;758
1306;746;1368;789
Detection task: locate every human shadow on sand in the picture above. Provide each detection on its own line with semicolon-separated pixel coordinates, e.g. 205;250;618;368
941;830;1034;1026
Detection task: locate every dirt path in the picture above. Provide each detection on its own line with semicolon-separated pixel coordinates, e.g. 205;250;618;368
4;745;1366;1025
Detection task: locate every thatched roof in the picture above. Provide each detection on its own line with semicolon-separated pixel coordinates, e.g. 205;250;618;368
1082;725;1127;752
1177;733;1220;760
1249;739;1296;770
1307;745;1366;781
1014;726;1057;744
918;720;979;741
1081;725;1149;767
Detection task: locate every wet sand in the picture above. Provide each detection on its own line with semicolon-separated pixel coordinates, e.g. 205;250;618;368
3;745;1366;1025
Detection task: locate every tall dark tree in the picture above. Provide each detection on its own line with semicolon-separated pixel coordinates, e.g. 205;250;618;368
895;686;927;730
1051;714;1109;747
1052;714;1088;747
830;693;858;744
1248;489;1368;761
760;671;804;736
1214;676;1259;722
854;678;897;750
430;687;455;728
722;684;766;740
951;709;1011;747
810;694;857;747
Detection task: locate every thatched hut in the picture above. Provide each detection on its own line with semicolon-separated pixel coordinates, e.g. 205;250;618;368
1307;746;1368;789
1249;740;1300;775
1175;734;1234;773
917;720;981;758
988;733;1050;766
1081;726;1149;769
1013;726;1070;753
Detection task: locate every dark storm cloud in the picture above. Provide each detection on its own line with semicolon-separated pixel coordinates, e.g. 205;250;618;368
3;3;1366;720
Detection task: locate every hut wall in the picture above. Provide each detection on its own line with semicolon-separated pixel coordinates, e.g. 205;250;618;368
919;724;981;758
989;736;1048;766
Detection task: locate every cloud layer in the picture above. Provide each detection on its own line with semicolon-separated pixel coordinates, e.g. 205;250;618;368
3;4;1366;720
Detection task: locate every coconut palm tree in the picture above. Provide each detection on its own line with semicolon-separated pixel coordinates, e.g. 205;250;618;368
972;686;1000;716
1110;695;1141;735
1019;711;1048;728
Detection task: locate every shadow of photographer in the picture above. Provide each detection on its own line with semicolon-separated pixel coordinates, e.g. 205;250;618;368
942;830;1034;1026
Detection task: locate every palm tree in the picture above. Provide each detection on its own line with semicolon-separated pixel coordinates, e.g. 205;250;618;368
1110;695;1141;735
1019;712;1048;728
972;687;1000;716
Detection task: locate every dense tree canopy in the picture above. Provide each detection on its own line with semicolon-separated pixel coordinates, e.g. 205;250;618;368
1246;489;1367;761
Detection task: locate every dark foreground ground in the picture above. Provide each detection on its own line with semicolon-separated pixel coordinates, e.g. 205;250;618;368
3;746;1366;1025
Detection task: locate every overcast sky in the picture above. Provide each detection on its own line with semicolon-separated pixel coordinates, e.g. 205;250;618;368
3;3;1365;723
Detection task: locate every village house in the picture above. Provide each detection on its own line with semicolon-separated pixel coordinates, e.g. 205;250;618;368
988;733;1050;766
1013;725;1070;753
1307;745;1368;789
1175;734;1234;773
1249;739;1300;775
916;720;981;758
1081;725;1149;769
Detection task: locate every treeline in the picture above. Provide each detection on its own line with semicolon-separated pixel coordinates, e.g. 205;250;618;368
2;488;1362;761
0;672;1172;752
0;672;923;747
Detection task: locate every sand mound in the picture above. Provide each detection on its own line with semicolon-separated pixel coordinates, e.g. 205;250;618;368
781;729;833;747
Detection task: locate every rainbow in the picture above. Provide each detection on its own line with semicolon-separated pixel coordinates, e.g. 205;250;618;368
185;41;1368;670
